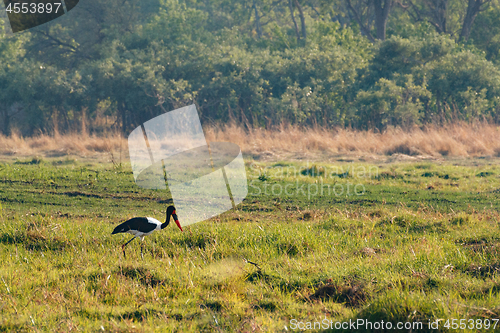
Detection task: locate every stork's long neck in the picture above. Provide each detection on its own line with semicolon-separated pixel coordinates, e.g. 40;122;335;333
161;213;171;229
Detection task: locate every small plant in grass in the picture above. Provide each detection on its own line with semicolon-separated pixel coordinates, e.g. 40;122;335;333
301;165;325;177
372;171;402;180
476;171;495;177
333;170;350;178
258;172;270;181
14;156;44;165
421;171;435;177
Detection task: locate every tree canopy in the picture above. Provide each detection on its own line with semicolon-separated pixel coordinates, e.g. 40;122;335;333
2;0;500;135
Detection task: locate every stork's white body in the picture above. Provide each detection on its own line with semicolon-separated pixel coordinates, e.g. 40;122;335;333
112;205;182;258
123;217;162;239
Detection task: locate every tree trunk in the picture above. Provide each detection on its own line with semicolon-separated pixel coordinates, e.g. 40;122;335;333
373;0;392;40
345;0;376;42
81;107;88;136
431;0;447;34
252;0;263;39
407;0;448;34
119;104;128;135
459;0;489;42
289;0;301;41
1;107;10;136
294;0;306;40
52;108;59;136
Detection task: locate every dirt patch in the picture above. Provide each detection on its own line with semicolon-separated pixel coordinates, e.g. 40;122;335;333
457;238;500;255
309;281;368;307
200;301;223;312
61;191;103;199
357;247;379;256
253;301;277;312
465;263;500;278
116;266;165;287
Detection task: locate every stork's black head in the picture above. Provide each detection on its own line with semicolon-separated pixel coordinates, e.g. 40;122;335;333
165;205;183;231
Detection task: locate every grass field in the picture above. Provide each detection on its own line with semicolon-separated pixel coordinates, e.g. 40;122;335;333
1;155;500;332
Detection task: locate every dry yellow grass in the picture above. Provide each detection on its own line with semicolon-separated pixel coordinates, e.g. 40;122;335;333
2;123;500;161
206;122;500;161
0;131;126;161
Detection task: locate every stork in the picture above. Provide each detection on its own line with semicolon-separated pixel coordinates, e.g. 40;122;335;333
112;205;183;258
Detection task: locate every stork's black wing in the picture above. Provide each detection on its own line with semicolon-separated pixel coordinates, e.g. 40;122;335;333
112;217;157;234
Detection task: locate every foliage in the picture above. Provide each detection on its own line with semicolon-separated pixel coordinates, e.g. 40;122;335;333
355;74;430;129
3;0;500;134
359;35;500;124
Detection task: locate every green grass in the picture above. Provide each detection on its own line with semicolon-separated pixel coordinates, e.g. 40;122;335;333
1;158;500;332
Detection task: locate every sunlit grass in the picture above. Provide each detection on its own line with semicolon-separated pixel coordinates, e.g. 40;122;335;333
1;159;500;331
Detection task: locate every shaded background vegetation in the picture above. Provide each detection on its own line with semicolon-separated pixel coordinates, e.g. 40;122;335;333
2;0;500;136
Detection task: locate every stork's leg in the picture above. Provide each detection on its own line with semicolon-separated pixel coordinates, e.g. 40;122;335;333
122;236;136;247
122;236;136;258
140;237;145;259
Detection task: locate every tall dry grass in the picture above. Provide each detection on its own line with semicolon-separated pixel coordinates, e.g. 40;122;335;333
205;122;500;160
0;131;126;159
2;123;500;161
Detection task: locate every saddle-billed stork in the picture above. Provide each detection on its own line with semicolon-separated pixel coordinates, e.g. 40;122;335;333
112;205;183;258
